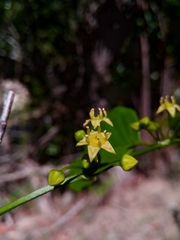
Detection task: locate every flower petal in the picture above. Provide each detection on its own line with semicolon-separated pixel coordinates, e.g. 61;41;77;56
167;106;176;117
156;105;164;114
104;132;111;140
91;120;101;129
175;104;180;112
103;118;113;126
76;137;87;146
102;141;116;154
88;145;100;162
83;119;91;127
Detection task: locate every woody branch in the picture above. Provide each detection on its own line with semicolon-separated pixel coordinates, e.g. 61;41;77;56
0;90;15;143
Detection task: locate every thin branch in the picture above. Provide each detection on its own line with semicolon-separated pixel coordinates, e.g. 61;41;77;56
0;91;15;143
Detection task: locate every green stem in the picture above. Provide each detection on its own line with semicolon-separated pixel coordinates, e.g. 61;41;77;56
139;141;154;146
0;174;81;216
0;185;54;215
93;138;180;176
159;126;165;140
2;138;180;216
146;129;158;141
131;138;180;157
172;121;180;138
166;115;171;139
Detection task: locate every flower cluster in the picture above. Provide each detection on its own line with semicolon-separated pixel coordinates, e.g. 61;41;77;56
156;96;180;118
131;117;160;132
76;108;115;162
130;95;180;143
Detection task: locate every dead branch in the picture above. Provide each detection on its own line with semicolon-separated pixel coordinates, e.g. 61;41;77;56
0;91;15;144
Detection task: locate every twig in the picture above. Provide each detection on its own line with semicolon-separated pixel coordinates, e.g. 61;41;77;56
0;91;15;144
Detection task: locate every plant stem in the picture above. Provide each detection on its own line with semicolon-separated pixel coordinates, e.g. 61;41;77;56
94;138;180;176
1;138;180;216
172;121;180;138
132;138;180;156
0;185;54;215
0;174;81;216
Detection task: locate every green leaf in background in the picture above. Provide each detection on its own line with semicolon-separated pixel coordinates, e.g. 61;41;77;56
100;106;139;163
69;179;92;192
68;159;93;192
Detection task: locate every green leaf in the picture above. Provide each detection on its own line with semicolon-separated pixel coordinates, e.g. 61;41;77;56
68;159;92;192
69;179;92;192
100;107;139;163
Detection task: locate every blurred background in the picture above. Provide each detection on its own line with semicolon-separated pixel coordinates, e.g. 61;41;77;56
1;0;180;239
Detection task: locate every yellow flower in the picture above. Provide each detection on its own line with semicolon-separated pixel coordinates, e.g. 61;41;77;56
76;125;116;162
156;96;180;117
83;108;113;129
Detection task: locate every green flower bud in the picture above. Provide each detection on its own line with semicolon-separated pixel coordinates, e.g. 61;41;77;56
82;159;91;169
48;169;65;186
130;122;140;131
120;154;138;171
81;154;100;168
131;117;150;131
147;121;160;131
140;117;150;126
75;130;86;142
81;154;100;177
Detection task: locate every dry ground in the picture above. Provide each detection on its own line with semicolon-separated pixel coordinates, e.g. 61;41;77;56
1;167;180;240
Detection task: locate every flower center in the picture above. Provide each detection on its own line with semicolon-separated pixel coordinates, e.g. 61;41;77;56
88;132;107;147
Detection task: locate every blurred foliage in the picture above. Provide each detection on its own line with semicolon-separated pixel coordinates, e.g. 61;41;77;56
1;0;180;164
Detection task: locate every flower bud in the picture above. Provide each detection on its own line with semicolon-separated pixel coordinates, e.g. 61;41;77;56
82;159;91;169
48;169;65;186
147;121;160;131
75;130;86;142
140;117;150;126
130;122;140;131
120;154;138;171
131;117;150;131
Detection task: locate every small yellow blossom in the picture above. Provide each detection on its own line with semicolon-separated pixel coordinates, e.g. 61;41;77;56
76;125;115;162
156;96;180;117
83;108;113;129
